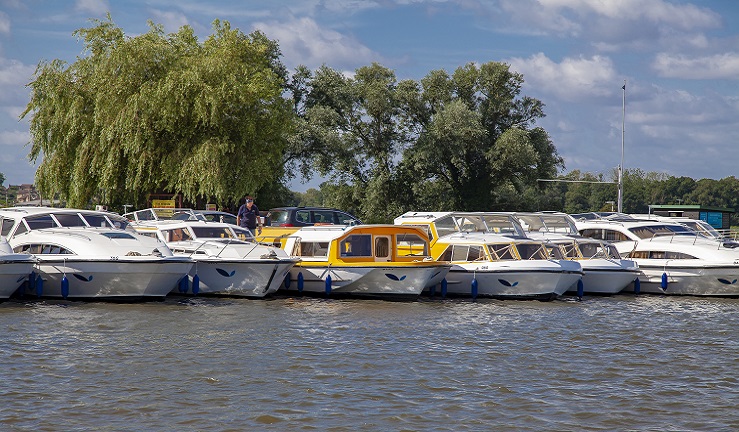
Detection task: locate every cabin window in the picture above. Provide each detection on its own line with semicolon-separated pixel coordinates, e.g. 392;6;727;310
231;227;255;242
546;245;565;260
633;250;697;260
603;230;629;242
53;213;86;227
559;242;579;258
438;245;472;262
0;217;14;237
467;245;483;261
579;228;603;240
451;245;469;261
401;224;433;242
340;235;372;257
517;243;548;260
192;227;233;239
665;251;697;259
25;215;57;230
298;241;329;257
14;243;72;254
395;233;428;257
375;237;390;258
578;242;600;258
163;228;192;242
605;244;621;259
488;243;516;261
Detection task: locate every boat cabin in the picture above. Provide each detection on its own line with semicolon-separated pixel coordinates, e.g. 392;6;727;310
283;225;431;263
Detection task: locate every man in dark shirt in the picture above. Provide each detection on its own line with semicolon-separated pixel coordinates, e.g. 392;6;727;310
237;197;263;234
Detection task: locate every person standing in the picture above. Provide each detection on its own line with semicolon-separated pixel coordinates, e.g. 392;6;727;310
237;196;262;234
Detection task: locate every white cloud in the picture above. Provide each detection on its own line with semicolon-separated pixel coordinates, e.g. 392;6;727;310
0;11;10;34
0;129;28;147
0;58;35;87
535;0;720;30
507;53;617;101
253;16;379;70
74;0;110;16
652;52;739;79
494;0;720;54
148;10;190;33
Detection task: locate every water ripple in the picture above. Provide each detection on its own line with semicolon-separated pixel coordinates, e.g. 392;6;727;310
2;295;739;430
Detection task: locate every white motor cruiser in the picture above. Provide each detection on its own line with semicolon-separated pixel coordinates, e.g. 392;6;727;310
394;211;582;299
514;212;639;295
431;231;582;300
0;207;192;300
576;217;739;296
125;208;298;298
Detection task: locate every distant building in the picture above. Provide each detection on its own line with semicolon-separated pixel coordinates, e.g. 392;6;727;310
12;184;39;203
649;204;734;231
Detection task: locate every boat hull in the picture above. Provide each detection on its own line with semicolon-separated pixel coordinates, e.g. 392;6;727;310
565;259;640;295
20;257;193;300
177;258;297;298
434;260;582;300
0;257;36;299
282;264;447;299
622;262;739;296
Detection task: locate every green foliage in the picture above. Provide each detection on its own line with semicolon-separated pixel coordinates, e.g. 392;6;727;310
285;61;562;222
23;16;293;208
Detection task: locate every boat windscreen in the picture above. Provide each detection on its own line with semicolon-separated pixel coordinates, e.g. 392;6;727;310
190;226;234;239
53;213;86;227
629;224;694;239
435;216;457;237
24;214;57;230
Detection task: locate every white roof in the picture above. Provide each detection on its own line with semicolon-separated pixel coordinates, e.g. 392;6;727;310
436;231;541;245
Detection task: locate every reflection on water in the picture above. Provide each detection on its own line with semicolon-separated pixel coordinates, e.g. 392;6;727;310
2;295;739;431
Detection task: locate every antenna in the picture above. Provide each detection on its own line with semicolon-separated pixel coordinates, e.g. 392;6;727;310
618;80;626;213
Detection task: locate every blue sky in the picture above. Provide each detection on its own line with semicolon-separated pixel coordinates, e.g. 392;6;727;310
1;0;738;192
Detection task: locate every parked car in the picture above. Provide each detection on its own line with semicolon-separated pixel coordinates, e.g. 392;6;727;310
266;207;362;227
196;210;238;225
172;210;237;225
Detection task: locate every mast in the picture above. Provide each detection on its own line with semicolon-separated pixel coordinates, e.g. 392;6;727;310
617;80;625;213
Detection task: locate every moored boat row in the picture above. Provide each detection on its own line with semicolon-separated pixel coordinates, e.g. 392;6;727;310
2;206;739;302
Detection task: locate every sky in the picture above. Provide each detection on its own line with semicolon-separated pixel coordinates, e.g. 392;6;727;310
1;0;738;192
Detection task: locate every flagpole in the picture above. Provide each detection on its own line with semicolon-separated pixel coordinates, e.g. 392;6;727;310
618;80;625;213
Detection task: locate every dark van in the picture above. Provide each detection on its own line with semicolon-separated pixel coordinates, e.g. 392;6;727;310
266;207;362;227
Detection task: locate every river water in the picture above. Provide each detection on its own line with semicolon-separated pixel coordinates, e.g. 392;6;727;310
2;294;738;431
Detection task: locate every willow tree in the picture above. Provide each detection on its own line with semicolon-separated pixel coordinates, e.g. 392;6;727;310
22;16;293;208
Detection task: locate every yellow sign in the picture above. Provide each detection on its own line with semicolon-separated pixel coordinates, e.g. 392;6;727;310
152;199;175;208
206;203;217;211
